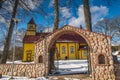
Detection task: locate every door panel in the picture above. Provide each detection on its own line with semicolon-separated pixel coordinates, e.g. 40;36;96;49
26;50;32;61
27;53;31;61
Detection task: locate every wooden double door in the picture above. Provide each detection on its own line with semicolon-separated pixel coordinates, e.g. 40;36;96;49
26;50;32;61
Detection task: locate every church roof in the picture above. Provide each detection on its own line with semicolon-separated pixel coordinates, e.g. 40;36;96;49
28;18;35;24
56;33;86;43
23;35;40;43
36;32;50;36
23;33;50;43
23;32;87;43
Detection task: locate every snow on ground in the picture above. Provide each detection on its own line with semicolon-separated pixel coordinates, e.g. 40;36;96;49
1;75;48;80
1;60;88;80
54;60;88;74
0;75;82;80
6;60;34;64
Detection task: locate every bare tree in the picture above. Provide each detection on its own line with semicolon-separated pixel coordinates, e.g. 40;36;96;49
94;17;120;41
53;0;59;31
0;0;19;64
49;0;59;73
0;0;3;8
0;0;46;63
82;0;92;74
0;27;6;47
83;0;92;31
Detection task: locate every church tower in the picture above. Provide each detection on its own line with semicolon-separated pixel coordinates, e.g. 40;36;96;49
26;18;36;35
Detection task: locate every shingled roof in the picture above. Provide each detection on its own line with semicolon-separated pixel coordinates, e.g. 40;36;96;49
23;33;50;43
36;32;50;36
23;35;40;43
57;33;86;43
23;32;87;43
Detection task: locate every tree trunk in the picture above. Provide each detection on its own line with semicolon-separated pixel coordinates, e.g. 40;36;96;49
83;0;92;74
49;0;59;73
0;0;3;8
53;0;59;31
0;0;19;64
83;0;92;31
0;0;3;9
49;43;56;74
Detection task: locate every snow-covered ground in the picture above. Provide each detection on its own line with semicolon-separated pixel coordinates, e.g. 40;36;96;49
1;75;82;80
1;60;88;80
1;75;48;80
54;60;88;74
6;60;34;64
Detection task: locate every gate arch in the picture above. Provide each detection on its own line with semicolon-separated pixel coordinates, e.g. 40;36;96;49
48;30;92;52
47;30;92;74
35;25;115;80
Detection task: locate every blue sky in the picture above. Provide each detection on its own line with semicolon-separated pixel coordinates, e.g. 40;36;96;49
16;0;120;31
91;0;120;17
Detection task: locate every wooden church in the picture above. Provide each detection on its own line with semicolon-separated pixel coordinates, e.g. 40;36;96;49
22;18;88;62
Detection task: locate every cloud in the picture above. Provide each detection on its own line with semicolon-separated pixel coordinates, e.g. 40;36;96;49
27;0;38;9
22;0;43;10
44;27;53;32
69;5;109;27
91;5;109;25
60;7;72;19
111;40;120;46
0;45;4;51
16;30;25;42
0;16;6;23
69;5;85;27
10;29;25;47
16;29;26;47
49;0;54;7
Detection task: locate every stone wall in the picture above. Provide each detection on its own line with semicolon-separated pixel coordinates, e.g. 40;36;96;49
0;63;45;78
35;25;115;80
0;25;116;79
114;64;120;80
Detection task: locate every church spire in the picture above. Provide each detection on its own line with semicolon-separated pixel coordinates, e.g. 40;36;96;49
26;18;36;36
28;18;35;24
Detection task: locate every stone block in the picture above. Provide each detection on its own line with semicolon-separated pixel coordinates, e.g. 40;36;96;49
104;74;108;79
109;60;113;65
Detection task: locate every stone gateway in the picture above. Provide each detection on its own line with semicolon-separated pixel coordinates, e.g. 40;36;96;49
0;25;115;80
35;25;115;80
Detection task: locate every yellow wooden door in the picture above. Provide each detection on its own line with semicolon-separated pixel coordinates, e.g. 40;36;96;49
27;53;32;61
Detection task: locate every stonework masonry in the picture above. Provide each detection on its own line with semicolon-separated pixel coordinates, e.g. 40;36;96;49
0;25;116;79
114;64;120;80
35;25;115;80
0;63;45;78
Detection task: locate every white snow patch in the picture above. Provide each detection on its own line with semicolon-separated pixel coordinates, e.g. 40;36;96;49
54;60;88;74
1;75;48;80
112;51;119;55
6;60;34;64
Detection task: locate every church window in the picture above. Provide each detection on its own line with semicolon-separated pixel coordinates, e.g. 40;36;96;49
29;26;34;29
84;50;87;56
62;46;66;54
70;46;74;53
